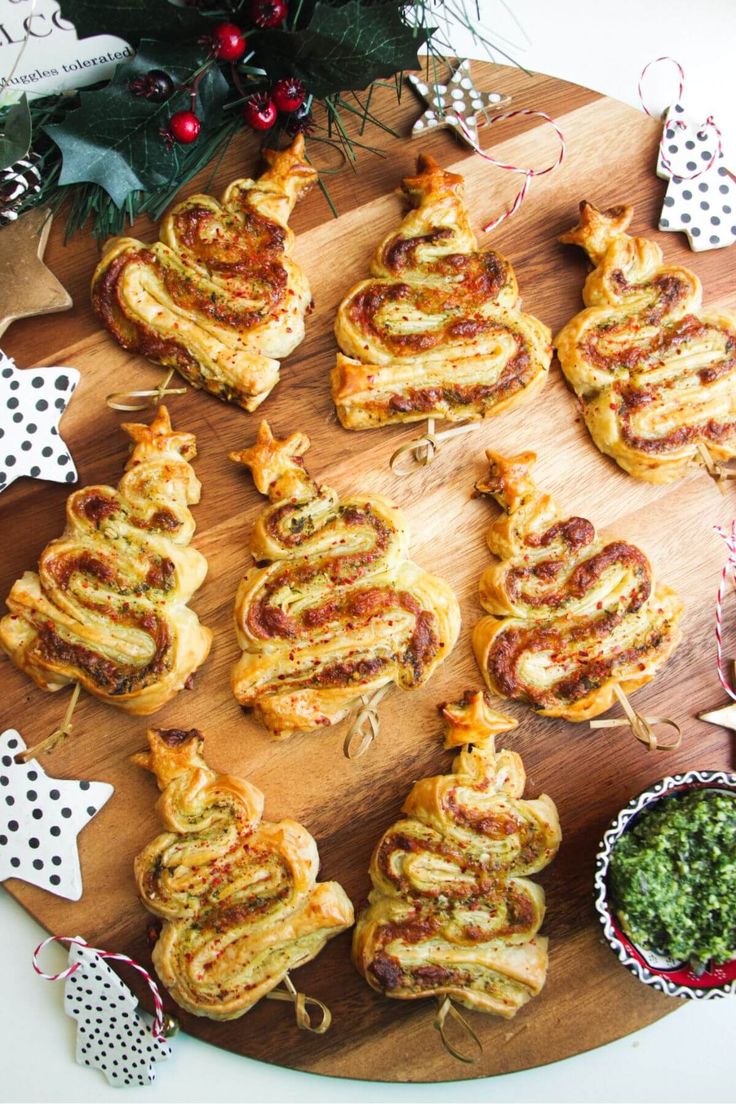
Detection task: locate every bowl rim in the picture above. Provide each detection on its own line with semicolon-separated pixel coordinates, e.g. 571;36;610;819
593;767;736;1000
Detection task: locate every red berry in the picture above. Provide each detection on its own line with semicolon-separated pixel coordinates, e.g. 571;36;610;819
271;78;305;114
242;93;278;131
168;110;201;144
211;23;246;62
248;0;287;28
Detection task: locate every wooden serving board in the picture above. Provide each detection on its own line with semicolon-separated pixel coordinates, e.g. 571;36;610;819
2;63;735;1084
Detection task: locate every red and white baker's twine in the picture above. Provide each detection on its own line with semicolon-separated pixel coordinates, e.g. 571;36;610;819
32;935;167;1041
457;109;566;233
638;56;723;180
714;522;736;703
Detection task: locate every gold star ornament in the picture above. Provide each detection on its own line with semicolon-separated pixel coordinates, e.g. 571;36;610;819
0;207;72;337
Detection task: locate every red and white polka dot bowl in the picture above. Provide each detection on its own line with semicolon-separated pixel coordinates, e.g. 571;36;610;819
594;769;736;999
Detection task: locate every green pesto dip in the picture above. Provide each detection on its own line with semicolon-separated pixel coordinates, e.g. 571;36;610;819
609;789;736;966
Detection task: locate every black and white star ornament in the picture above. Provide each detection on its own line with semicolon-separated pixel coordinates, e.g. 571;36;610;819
33;936;173;1087
657;103;736;252
0;349;79;493
0;728;113;900
407;59;511;148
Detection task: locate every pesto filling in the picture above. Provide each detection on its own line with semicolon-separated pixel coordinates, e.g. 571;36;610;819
610;790;736;968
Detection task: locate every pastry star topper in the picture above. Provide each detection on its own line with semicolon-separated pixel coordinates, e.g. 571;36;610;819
0;729;113;900
407;59;511;148
0;351;79;493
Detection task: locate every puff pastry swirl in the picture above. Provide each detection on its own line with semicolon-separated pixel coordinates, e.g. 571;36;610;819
353;691;561;1018
332;154;551;429
229;421;461;738
555;201;736;481
472;450;683;721
0;406;212;713
92;136;317;411
134;727;353;1020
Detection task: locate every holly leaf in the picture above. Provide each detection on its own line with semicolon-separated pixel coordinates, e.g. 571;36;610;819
57;0;207;47
44;40;228;207
256;0;430;98
0;95;32;170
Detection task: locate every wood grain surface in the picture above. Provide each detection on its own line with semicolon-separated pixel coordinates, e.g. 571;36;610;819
2;62;735;1084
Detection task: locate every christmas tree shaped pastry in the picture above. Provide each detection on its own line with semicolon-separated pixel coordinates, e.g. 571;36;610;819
353;691;561;1020
229;421;461;740
92;135;317;411
134;726;354;1022
332;154;551;429
472;450;683;721
555;201;736;482
0;406;211;715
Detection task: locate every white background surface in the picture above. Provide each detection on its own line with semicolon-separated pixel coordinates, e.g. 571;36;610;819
3;2;736;1101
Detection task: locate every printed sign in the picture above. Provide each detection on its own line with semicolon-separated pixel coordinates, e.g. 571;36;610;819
0;0;131;102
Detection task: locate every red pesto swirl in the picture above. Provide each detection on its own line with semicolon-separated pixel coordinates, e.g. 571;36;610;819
230;421;461;739
472;449;683;722
555;200;736;482
332;154;552;430
352;695;561;1017
0;407;211;714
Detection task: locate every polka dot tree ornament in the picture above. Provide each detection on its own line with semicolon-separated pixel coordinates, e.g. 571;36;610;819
0;729;113;900
657;106;736;252
0;350;79;493
33;937;172;1087
639;58;736;252
407;59;511;148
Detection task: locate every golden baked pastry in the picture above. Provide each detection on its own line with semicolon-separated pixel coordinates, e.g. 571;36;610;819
229;420;461;739
332;154;552;429
92;136;317;411
472;450;683;721
134;727;353;1021
352;690;561;1018
0;406;211;713
555;201;736;482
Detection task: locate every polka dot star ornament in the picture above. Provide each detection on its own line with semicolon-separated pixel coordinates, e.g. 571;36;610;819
0;728;113;900
0;350;79;493
407;59;511;148
34;936;173;1087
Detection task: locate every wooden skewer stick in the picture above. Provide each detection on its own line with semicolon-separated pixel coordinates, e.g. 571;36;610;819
389;417;480;476
589;684;681;752
266;972;332;1034
434;996;483;1065
107;368;188;413
697;442;736;495
15;682;82;763
343;683;392;759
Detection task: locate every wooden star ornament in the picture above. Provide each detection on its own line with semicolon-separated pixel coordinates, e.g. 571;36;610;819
0;207;72;337
699;664;736;732
407;59;511;148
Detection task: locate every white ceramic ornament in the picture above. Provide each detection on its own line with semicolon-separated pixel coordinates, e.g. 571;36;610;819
0;728;113;899
407;59;511;148
657;103;736;252
64;942;171;1087
0;350;79;493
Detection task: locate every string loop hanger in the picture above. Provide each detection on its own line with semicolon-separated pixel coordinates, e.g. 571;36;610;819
107;367;187;413
389;418;480;477
266;972;332;1034
589;683;681;752
434;995;483;1064
638;56;723;181
456;108;566;233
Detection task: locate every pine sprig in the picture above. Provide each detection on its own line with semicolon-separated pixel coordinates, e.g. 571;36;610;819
0;0;518;237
